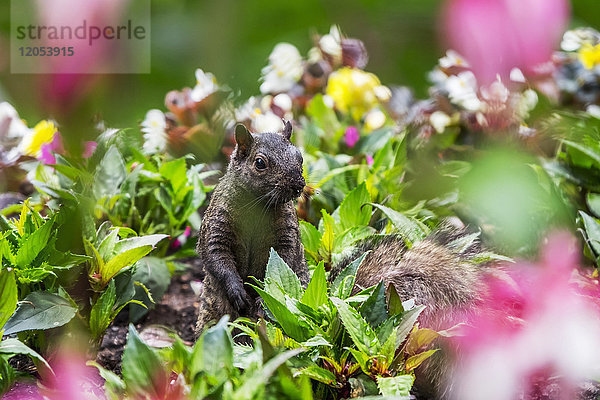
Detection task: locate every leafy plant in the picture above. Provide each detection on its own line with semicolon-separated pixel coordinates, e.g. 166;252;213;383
91;319;312;400
247;249;441;398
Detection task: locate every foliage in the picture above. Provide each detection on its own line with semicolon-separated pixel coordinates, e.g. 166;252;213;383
245;249;440;398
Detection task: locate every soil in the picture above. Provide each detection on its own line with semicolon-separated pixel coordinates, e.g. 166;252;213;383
95;257;204;374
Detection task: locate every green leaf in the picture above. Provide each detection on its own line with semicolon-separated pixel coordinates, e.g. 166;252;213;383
201;316;233;380
0;338;52;374
129;257;171;322
580;211;600;255
320;210;335;256
101;246;155;285
299;221;322;262
587;193;600;218
331;297;380;355
396;305;426;346
235;348;305;400
339;182;372;230
369;203;427;245
387;283;404;315
446;232;480;254
0;270;17;330
4;292;77;335
159;158;188;196
15;216;55;267
301;262;327;310
377;375;414;397
296;365;336;386
265;249;303;301
89;280;117;341
405;349;438;372
331;252;368;299
252;286;310;342
94;146;127;199
121;324;168;399
98;228;120;261
113;234;169;254
359;281;388;328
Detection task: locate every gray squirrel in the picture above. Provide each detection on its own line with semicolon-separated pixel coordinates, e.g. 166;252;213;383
195;122;310;333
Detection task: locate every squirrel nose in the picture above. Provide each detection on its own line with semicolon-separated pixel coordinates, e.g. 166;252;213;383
292;176;305;196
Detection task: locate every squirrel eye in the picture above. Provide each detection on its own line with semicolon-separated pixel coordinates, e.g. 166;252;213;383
254;157;267;170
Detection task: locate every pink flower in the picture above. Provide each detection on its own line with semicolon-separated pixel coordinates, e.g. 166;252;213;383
443;0;570;84
452;232;600;400
344;126;360;148
82;141;97;158
366;154;374;166
40;348;105;400
38;133;63;165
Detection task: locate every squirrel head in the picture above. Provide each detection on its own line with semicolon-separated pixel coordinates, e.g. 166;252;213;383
229;122;305;205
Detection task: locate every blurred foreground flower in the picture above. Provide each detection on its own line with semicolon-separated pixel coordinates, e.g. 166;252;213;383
444;0;570;84
0;102;30;164
19;120;58;158
453;232;600;400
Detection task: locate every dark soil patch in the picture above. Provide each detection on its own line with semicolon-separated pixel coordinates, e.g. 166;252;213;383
96;258;204;374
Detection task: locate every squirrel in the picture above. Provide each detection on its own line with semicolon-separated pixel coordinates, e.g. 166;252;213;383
195;122;310;334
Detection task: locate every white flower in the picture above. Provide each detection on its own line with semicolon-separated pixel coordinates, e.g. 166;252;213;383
260;43;304;94
0;102;30;140
429;68;449;86
364;109;386;131
373;85;392;102
273;93;292;112
141;109;167;155
319;25;342;64
439;49;470;69
322;95;335;109
481;78;509;103
509;68;526;83
190;69;218;102
251;111;283;133
560;28;600;52
445;71;482;111
235;97;261;122
430;111;452;133
587;104;600;119
516;89;538;119
518;124;535;137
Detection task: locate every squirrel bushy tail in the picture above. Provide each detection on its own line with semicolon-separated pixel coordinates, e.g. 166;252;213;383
331;226;490;399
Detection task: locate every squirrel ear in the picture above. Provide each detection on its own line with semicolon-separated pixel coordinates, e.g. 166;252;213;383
235;124;254;157
282;120;292;141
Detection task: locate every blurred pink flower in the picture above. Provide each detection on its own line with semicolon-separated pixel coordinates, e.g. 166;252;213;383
170;226;192;250
366;154;374;166
40;348;105;400
39;133;63;164
443;0;570;84
452;232;600;400
344;126;359;148
83;141;97;158
37;0;128;113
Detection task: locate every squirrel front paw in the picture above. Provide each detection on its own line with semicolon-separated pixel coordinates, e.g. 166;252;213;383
229;284;252;313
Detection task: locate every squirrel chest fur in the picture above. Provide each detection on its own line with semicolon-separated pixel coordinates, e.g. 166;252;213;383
196;122;309;334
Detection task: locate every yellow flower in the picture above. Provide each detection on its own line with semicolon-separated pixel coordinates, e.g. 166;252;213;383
578;43;600;69
19;120;57;156
326;67;389;121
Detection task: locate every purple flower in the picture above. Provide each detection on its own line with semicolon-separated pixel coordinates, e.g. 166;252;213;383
366;154;374;166
443;0;570;84
344;126;360;148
